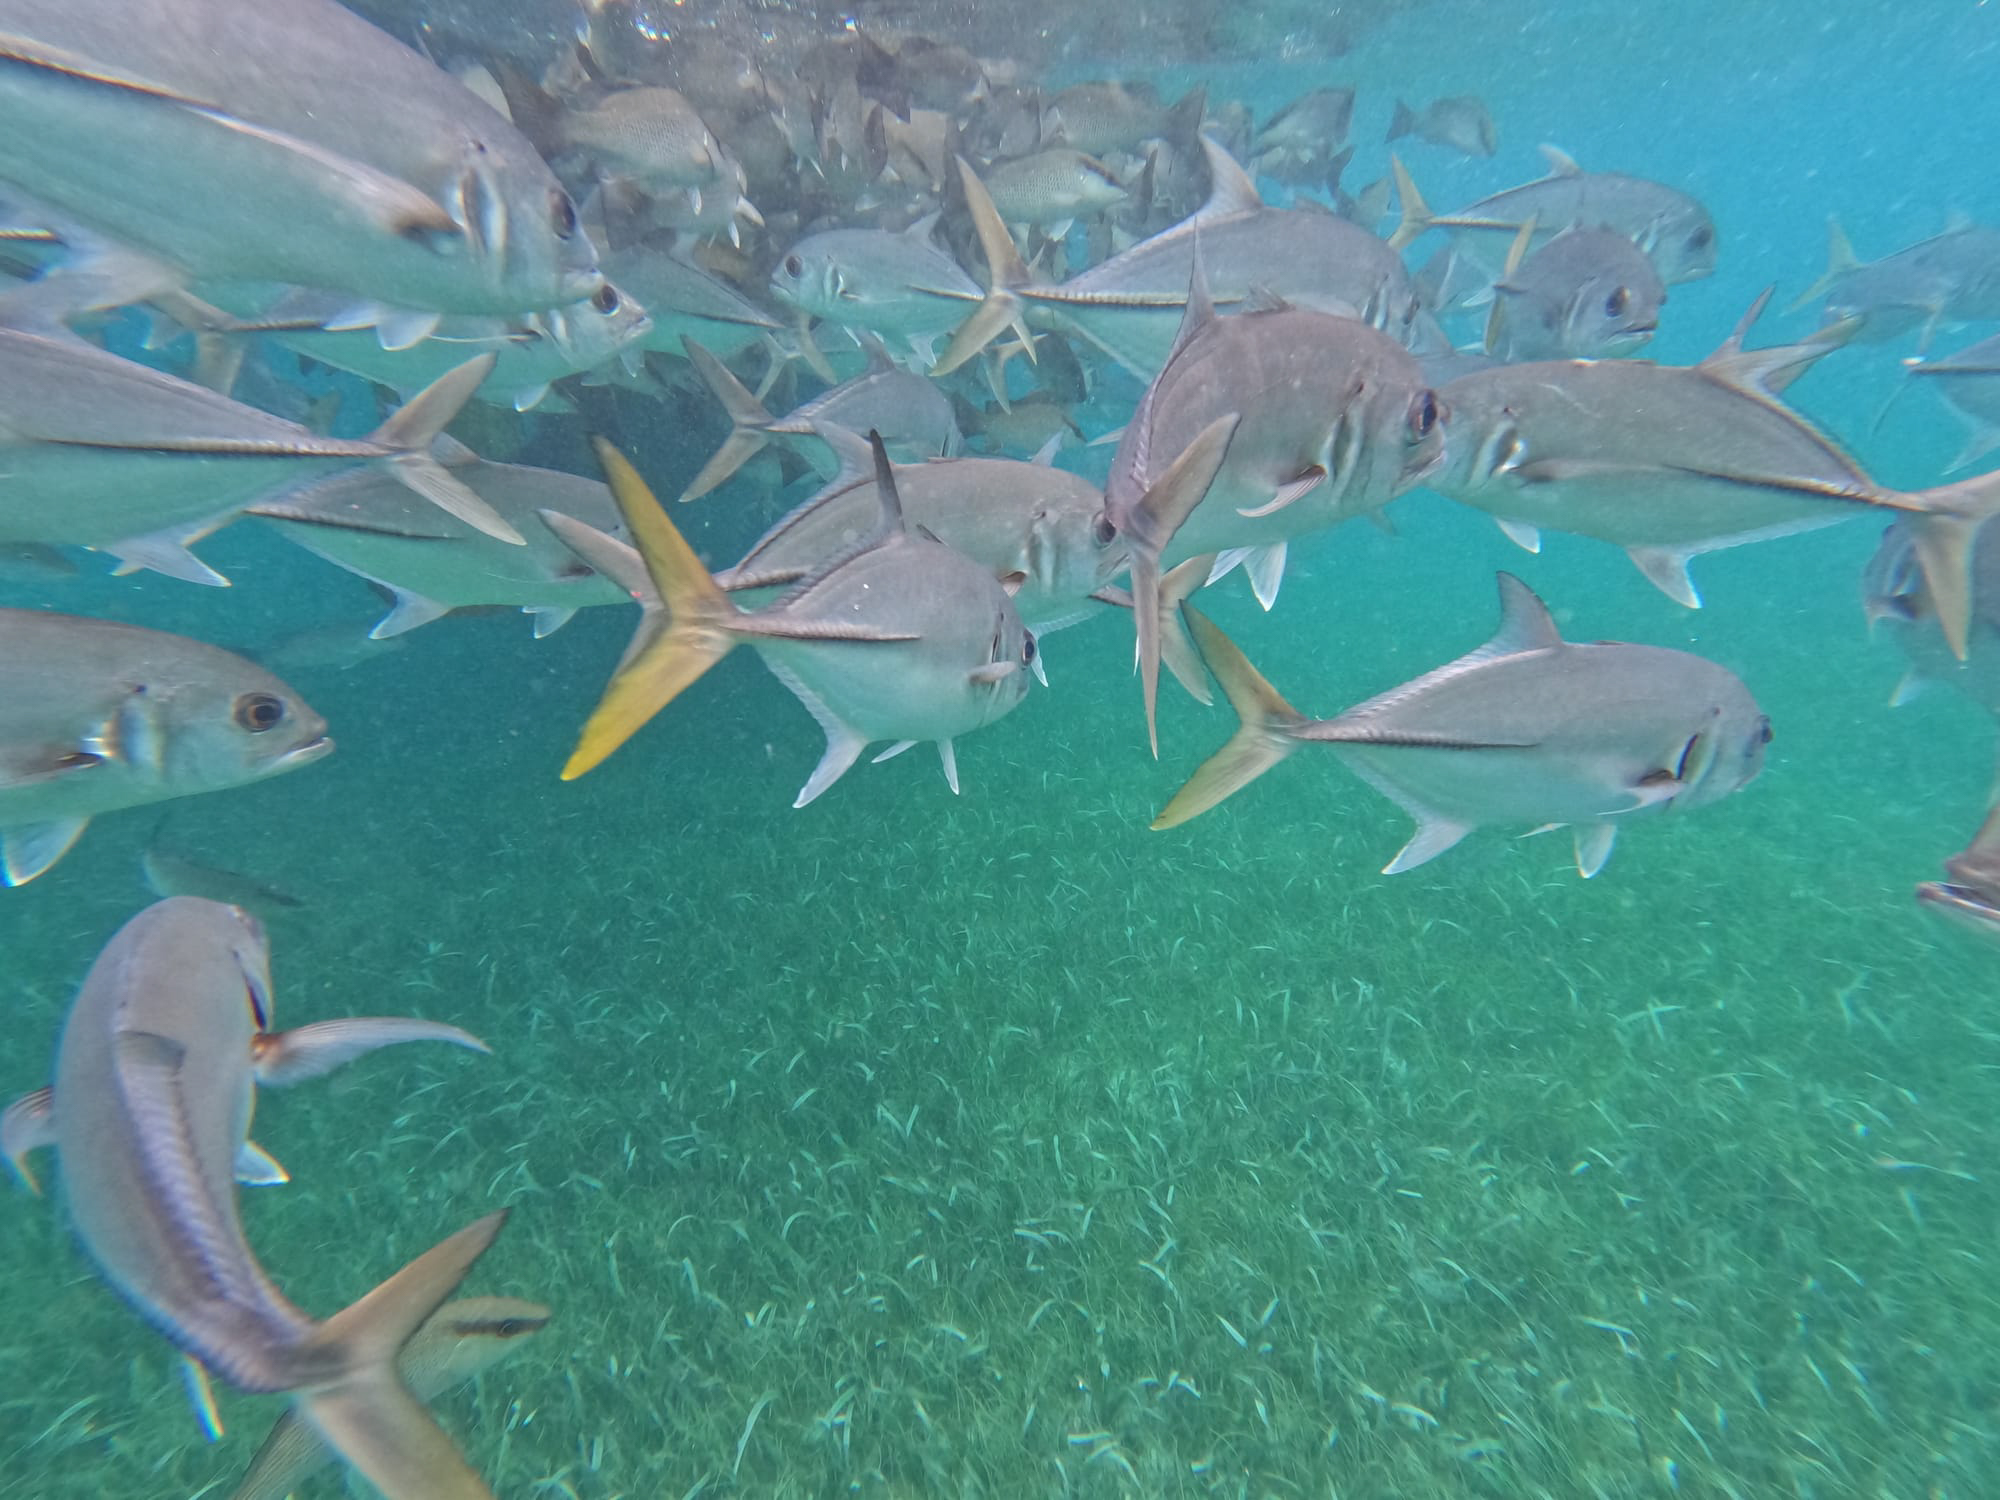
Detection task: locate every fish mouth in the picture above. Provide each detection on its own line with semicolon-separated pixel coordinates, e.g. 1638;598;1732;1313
275;735;336;769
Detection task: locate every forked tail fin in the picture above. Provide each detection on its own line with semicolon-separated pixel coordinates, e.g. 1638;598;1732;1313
1151;605;1307;828
368;354;523;545
295;1211;509;1500
679;338;778;501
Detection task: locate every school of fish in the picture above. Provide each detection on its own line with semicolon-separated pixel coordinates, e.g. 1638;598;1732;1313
6;0;2000;1493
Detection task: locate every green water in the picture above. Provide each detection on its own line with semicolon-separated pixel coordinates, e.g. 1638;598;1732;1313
7;1;2000;1496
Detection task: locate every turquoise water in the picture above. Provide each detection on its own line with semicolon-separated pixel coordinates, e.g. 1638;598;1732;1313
7;3;2000;1497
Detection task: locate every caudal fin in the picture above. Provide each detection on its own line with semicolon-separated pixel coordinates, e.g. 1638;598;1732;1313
367;355;522;545
933;156;1036;377
1385;154;1433;252
1905;464;2000;659
1151;606;1307;829
561;440;741;779
679;339;776;501
1129;414;1240;756
295;1211;508;1500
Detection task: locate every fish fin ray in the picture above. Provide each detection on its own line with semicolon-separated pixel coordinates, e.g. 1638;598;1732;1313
3;816;89;886
1;1086;54;1195
253;1019;489;1088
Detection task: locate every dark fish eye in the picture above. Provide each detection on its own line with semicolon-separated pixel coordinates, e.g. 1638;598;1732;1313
1408;389;1440;439
1758;717;1774;745
1605;287;1630;318
1092;514;1117;547
550;191;578;241
234;693;286;733
593;284;620;313
1688;225;1712;250
783;253;803;278
1023;633;1038;664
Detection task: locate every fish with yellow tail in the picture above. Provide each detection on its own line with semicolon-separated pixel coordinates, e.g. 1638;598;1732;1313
554;431;1038;805
1153;575;1770;879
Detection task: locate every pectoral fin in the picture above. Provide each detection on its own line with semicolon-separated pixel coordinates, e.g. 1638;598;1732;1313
234;1139;290;1186
1381;812;1475;875
252;1019;489;1087
2;1086;54;1195
1572;823;1617;879
3;816;90;886
1626;546;1703;609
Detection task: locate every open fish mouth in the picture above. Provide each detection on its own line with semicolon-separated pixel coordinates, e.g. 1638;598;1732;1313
274;735;337;769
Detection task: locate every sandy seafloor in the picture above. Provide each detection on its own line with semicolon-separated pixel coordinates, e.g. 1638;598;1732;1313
5;2;2000;1496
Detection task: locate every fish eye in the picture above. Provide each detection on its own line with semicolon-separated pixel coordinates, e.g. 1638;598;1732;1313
783;253;803;278
233;693;286;733
1408;389;1440;439
1605;287;1630;318
593;284;620;314
1687;225;1712;250
1757;717;1773;745
550;191;578;241
1092;514;1117;547
1022;633;1038;664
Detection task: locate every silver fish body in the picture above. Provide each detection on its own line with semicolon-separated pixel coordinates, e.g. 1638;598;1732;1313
603;244;781;360
980;149;1128;229
29;896;506;1500
1485;225;1666;361
1861;516;2000;714
1904;330;2000;469
0;0;600;318
1155;575;1770;878
1795;219;2000;343
1393;147;1717;290
0;611;331;885
1387;95;1498;159
768;215;980;358
251;445;630;638
721;430;1118;634
0;326;515;552
1250;88;1355;185
557;436;1037;805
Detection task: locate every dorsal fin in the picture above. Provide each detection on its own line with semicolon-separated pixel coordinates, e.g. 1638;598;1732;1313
1464;572;1562;662
905;210;943;244
1698;286;1849;395
1786;218;1861;312
1165;229;1217;364
1538;143;1582;177
807;419;875;492
866;428;906;534
1196;135;1263;218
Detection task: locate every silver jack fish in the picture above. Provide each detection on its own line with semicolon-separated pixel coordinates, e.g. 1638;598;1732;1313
1154;575;1771;878
554;433;1037;804
0;325;519;573
0;0;601;326
941;140;1422;378
1390;146;1717;292
1429;292;2000;659
679;335;960;501
1100;251;1444;753
251;438;631;639
1790;217;2000;347
0;897;504;1500
718;421;1120;638
768;213;983;366
0;611;332;886
1387;95;1498;159
227;1296;550;1500
1482;221;1666;362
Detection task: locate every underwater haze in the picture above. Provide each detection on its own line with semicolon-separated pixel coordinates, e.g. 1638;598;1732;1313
5;2;2000;1498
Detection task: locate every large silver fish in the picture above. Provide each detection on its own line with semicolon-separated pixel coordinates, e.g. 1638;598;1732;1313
250;439;630;639
554;434;1036;805
679;335;960;501
1428;294;2000;658
1391;146;1717;290
1482;222;1666;361
0;324;519;570
942;140;1422;378
1917;808;2000;943
0;611;332;886
718;422;1120;636
1154;575;1771;878
228;1295;550;1500
0;0;600;326
1791;217;2000;346
767;213;982;365
251;282;651;414
1101;257;1445;752
2;896;504;1500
